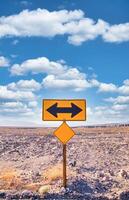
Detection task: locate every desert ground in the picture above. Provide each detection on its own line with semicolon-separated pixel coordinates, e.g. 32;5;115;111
0;125;129;199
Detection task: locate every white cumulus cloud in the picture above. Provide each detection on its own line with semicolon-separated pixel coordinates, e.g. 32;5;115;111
0;9;83;38
0;85;36;101
112;104;128;111
67;19;109;45
98;83;117;92
90;79;118;93
103;23;129;43
0;8;128;45
0;101;36;116
42;75;90;91
118;79;129;95
7;79;41;91
10;57;66;76
0;56;9;67
105;96;129;104
10;57;90;91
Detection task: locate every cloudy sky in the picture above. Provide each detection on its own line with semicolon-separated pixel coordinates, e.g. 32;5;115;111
0;0;129;126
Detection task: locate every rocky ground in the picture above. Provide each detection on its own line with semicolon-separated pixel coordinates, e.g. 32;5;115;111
0;126;129;199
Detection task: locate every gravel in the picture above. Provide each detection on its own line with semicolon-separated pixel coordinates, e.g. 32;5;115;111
0;126;129;199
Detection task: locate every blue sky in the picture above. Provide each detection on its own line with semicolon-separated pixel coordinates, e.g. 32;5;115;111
0;0;129;126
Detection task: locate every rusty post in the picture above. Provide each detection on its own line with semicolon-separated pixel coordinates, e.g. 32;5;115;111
63;144;67;188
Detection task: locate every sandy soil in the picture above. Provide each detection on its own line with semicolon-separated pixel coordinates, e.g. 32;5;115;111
0;125;129;199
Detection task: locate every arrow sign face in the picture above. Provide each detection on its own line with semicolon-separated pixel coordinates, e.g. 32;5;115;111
42;99;86;121
47;103;82;118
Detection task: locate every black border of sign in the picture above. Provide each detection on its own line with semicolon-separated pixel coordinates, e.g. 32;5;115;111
42;99;86;121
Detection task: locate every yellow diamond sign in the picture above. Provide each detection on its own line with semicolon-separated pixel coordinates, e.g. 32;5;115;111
54;121;75;144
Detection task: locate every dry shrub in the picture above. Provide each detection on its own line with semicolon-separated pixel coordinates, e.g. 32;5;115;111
42;163;76;183
0;168;23;190
24;182;41;192
42;163;63;183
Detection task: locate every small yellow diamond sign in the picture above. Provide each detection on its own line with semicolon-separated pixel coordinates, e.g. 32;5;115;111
54;121;75;144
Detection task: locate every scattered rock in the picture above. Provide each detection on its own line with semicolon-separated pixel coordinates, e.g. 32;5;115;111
21;190;33;199
6;193;19;200
102;174;112;182
69;160;76;167
0;191;6;198
1;127;129;199
119;169;128;179
60;187;67;193
102;176;108;182
5;195;12;200
35;171;41;177
38;185;50;195
120;190;129;200
98;171;105;178
108;170;114;176
60;187;71;194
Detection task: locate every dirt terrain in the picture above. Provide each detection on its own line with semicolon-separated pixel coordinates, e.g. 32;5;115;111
0;125;129;199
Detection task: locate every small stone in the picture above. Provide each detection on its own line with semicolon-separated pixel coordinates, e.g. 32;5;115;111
21;190;33;198
108;170;114;176
119;169;128;178
0;191;6;198
98;171;105;178
120;190;129;200
102;175;111;181
65;188;70;193
5;193;12;200
69;160;76;167
60;187;70;194
35;171;41;177
26;155;30;158
38;185;50;195
60;187;66;193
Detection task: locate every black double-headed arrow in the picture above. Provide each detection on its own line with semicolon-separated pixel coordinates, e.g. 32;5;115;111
47;103;82;118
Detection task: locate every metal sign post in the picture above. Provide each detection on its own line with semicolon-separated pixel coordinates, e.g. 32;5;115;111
63;144;67;188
